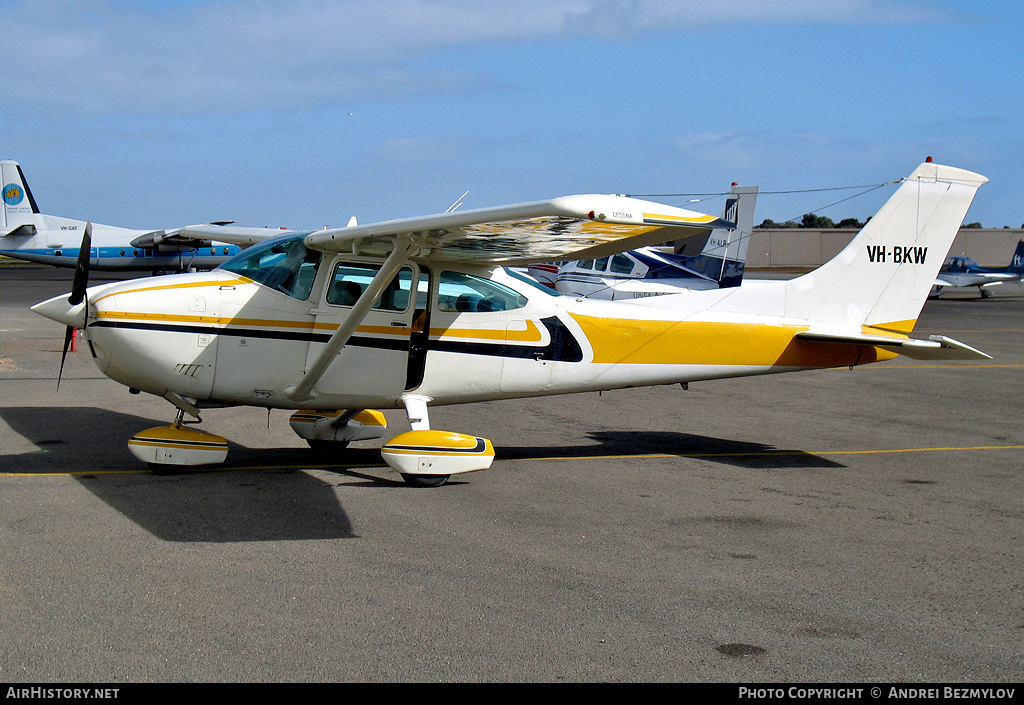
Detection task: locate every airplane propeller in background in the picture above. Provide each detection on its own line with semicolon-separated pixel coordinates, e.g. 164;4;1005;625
57;221;91;390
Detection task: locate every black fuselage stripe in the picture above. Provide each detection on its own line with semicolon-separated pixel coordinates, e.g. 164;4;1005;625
385;438;488;454
91;315;583;362
129;437;226;448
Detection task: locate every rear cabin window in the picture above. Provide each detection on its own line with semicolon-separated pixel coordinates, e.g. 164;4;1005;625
437;271;528;313
326;262;416;311
610;254;634;275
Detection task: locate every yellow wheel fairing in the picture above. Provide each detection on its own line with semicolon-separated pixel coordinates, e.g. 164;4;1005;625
127;425;229;467
291;409;387;426
289;409;389;443
352;409;388;427
383;430;494;455
381;430;495;476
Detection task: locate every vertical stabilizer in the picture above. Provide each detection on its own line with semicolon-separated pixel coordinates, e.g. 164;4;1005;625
1008;240;1024;275
679;184;758;287
2;161;40;234
786;161;987;329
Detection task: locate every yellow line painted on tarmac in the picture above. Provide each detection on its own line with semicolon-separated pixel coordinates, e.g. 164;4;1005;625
4;444;1024;476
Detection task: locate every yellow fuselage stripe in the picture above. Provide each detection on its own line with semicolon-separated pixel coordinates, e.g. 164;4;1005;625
570;314;899;367
92;276;253;304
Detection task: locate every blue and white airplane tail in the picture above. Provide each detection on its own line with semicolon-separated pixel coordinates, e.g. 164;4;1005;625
1;160;40;237
1008;239;1024;275
676;183;758;287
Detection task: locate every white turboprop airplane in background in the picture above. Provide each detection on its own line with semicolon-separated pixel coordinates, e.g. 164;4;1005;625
33;159;990;487
0;160;259;271
550;183;758;299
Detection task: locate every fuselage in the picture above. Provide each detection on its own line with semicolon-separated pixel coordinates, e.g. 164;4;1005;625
554;248;738;300
935;255;1019;288
65;234;887;412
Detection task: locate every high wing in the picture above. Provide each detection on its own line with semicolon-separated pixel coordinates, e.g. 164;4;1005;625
303;194;731;265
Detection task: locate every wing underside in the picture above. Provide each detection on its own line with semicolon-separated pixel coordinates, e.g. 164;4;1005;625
304;194;731;265
169;195;729;264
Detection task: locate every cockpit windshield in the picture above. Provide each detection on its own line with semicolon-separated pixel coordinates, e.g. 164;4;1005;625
217;234;322;300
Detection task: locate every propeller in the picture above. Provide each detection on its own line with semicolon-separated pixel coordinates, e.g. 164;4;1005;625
57;221;92;390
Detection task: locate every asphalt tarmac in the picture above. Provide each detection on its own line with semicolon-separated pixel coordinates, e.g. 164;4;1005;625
1;264;1021;683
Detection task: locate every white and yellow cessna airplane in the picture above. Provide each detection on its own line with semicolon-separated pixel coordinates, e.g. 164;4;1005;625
33;160;990;486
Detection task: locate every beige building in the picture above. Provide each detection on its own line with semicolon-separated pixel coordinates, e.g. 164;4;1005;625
748;227;1024;269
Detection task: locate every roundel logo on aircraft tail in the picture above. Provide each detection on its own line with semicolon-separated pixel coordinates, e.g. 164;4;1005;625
3;184;24;206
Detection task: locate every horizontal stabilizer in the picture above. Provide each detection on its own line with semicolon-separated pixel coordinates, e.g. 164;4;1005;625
1;223;37;237
795;330;991;360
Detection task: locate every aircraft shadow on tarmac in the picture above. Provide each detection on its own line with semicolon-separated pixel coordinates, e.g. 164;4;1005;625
0;406;362;542
1;407;842;543
498;430;845;470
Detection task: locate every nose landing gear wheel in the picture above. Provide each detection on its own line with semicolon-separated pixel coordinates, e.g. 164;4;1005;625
401;473;450;488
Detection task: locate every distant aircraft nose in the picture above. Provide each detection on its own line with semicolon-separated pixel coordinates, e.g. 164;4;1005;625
31;293;88;329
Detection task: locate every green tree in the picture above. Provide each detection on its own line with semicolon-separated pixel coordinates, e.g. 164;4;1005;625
801;213;835;229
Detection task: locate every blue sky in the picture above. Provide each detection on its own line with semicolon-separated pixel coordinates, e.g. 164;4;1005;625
3;0;1022;231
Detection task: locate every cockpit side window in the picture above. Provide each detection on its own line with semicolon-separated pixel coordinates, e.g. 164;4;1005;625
326;262;415;311
218;235;322;300
610;254;634;275
437;271;528;313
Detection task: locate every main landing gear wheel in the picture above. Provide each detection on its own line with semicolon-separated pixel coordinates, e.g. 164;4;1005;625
147;462;187;476
401;473;450;488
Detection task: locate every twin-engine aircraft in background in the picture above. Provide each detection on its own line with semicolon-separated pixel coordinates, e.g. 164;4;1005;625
0;160;254;271
33;160;990;487
550;183;758;299
930;240;1024;298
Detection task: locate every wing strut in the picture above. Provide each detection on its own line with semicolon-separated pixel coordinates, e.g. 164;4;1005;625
283;238;416;403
